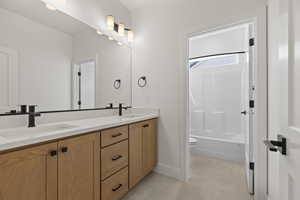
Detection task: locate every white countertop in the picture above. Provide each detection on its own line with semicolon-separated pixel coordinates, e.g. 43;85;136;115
0;113;158;152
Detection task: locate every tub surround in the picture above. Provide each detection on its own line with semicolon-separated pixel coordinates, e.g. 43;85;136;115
0;108;159;152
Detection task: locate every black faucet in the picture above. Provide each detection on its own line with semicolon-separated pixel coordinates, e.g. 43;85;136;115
28;105;41;128
118;103;129;116
119;103;123;116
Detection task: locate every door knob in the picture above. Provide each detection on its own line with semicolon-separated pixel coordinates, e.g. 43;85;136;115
264;135;287;155
61;147;68;153
49;150;57;157
241;110;247;115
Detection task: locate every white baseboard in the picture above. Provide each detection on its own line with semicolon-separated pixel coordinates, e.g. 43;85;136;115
154;163;182;180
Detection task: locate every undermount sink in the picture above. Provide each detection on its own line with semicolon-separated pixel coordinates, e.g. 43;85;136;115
121;114;142;119
0;124;78;139
120;114;144;120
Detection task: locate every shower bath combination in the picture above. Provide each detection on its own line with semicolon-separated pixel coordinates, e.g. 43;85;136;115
188;23;255;193
189;53;247;161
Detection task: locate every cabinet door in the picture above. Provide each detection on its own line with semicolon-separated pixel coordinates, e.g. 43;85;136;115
129;122;143;188
142;119;157;175
0;143;58;200
129;119;157;188
58;133;100;200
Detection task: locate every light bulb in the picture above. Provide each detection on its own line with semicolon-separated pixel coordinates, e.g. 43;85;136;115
108;36;114;41
107;15;114;31
118;24;125;36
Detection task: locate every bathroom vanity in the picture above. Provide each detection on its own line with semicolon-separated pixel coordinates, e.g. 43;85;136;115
0;115;158;200
0;1;158;199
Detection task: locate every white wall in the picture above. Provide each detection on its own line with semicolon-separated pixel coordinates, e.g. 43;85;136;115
0;8;72;111
130;1;267;198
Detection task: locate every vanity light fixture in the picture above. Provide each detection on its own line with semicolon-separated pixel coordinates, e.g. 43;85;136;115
128;30;134;42
107;15;115;31
106;15;134;42
118;24;125;36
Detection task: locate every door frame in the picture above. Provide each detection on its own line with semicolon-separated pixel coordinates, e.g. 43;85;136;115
180;16;268;200
71;59;97;109
0;46;18;112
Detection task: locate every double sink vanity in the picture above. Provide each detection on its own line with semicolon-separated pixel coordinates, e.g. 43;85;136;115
0;0;157;199
0;113;158;200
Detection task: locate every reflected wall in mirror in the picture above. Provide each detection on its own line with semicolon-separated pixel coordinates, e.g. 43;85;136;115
0;0;132;114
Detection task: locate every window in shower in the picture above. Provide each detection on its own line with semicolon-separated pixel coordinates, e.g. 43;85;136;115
189;54;240;69
189;53;247;143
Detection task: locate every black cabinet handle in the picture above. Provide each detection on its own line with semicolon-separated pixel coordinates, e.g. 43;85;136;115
112;133;122;138
61;147;68;153
50;150;57;157
112;155;123;161
143;124;149;128
112;184;123;192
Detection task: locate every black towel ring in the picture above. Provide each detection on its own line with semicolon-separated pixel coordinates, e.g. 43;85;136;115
113;79;121;89
138;76;147;87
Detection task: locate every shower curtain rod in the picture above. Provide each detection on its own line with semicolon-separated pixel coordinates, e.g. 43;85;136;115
189;51;246;61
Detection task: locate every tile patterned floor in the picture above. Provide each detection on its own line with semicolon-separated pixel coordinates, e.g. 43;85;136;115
123;154;253;200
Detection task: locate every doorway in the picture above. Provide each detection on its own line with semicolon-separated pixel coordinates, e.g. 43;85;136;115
72;60;96;109
187;23;255;196
0;46;18;113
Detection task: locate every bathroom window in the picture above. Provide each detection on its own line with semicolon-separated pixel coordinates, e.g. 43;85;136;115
189;54;240;69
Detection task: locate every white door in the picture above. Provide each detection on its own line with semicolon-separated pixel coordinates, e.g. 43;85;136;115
241;52;253;194
268;0;300;199
80;61;96;109
72;60;96;109
240;24;255;195
0;46;18;113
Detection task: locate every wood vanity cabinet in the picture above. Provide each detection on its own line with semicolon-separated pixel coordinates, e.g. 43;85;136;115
0;132;100;200
0;118;158;200
58;134;100;200
0;143;58;200
129;119;157;188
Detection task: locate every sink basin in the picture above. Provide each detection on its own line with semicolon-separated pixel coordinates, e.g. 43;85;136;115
0;124;78;139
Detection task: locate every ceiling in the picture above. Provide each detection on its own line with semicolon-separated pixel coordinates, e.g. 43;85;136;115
0;0;91;35
119;0;176;11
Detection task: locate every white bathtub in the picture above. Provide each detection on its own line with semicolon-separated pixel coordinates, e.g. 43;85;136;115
190;134;245;162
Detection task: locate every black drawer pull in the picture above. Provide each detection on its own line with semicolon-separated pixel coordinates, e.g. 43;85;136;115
50;150;57;157
112;155;123;161
112;184;123;192
61;147;68;153
143;124;149;128
112;133;122;138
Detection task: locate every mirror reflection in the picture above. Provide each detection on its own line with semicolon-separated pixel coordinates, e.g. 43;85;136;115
0;0;132;114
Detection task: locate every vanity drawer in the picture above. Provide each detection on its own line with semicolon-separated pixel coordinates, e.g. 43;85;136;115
101;126;128;147
101;140;128;180
101;167;128;200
